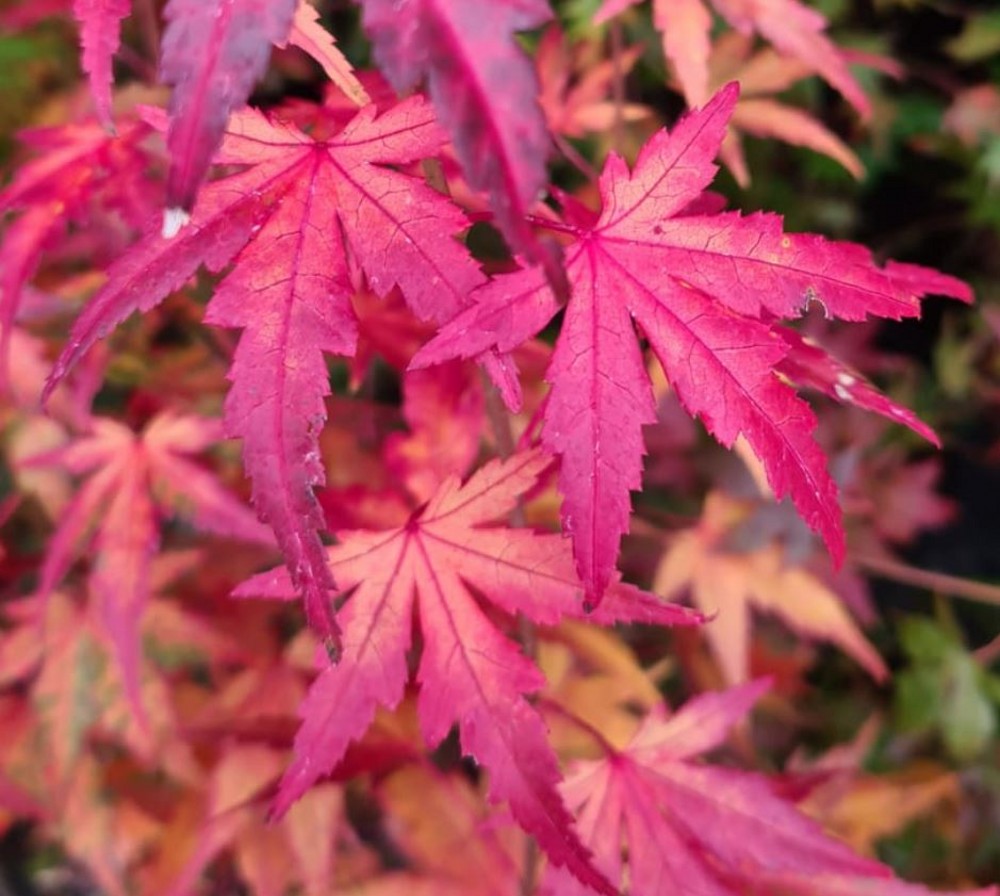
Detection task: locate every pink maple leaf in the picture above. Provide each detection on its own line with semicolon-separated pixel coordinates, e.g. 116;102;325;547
280;0;370;107
698;31;868;186
413;83;971;608
775;327;938;445
72;0;367;213
544;680;998;896
384;362;485;503
358;0;553;261
598;0;714;108
72;0;132;130
158;0;298;226
44;97;509;650
0;119;151;379
23;411;272;724
235;449;700;895
596;0;871;117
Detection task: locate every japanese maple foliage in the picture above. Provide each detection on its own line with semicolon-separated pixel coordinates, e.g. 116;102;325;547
0;117;153;376
45;97;512;648
596;0;871;116
158;0;299;228
545;681;996;896
358;0;553;261
23;411;272;717
73;0;132;130
236;449;699;892
653;492;888;686
415;83;969;607
0;1;995;894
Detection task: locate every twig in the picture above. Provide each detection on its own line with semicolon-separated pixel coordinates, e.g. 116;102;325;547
553;133;600;183
520;835;540;896
116;44;157;83
609;19;626;153
973;631;1000;667
537;696;617;755
133;0;161;71
852;552;1000;608
482;380;535;645
482;373;539;896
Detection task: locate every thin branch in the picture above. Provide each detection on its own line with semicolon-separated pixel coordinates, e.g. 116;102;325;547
537;696;618;756
483;373;539;896
973;631;1000;667
481;381;534;644
519;834;539;896
483;375;518;461
116;44;157;83
553;133;600;183
133;0;161;72
609;19;626;153
852;552;1000;609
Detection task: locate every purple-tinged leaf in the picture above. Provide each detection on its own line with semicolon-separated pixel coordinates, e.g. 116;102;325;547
359;0;553;258
158;0;297;222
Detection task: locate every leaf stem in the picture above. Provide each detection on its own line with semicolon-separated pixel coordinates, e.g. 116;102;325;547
483;374;518;462
116;44;157;83
609;19;626;153
553;133;600;183
519;833;539;896
537;697;618;756
482;373;539;895
524;214;582;237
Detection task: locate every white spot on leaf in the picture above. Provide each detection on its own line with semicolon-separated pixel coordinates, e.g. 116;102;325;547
162;207;190;239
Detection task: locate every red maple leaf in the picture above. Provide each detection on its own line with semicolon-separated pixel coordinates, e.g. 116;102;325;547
413;83;971;608
544;680;998;896
44;96;513;652
23;412;272;721
358;0;552;261
235;449;700;894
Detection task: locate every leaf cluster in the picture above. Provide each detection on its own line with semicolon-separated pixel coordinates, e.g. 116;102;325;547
0;0;998;894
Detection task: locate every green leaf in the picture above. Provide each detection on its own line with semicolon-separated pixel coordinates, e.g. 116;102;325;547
894;666;943;733
946;12;1000;63
899;616;955;665
940;651;997;762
